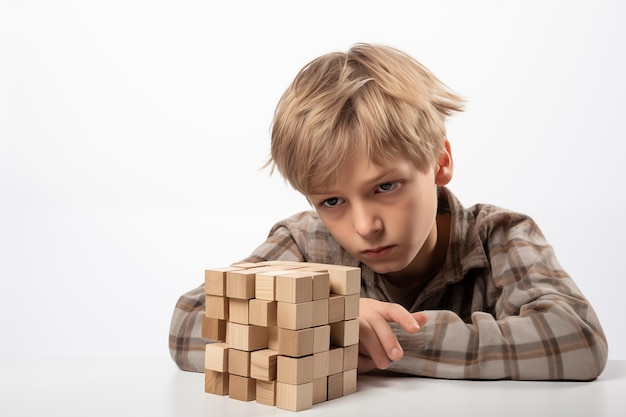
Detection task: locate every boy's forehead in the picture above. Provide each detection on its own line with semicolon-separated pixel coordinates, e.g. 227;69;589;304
307;153;415;195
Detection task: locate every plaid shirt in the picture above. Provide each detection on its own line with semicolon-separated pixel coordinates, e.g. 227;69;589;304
169;187;607;380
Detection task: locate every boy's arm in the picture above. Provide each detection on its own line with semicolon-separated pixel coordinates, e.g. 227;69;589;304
383;226;608;381
168;224;307;372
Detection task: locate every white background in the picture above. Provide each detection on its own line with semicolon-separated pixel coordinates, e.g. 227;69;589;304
1;0;625;360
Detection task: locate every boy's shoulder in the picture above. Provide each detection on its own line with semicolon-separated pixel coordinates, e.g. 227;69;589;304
443;187;548;249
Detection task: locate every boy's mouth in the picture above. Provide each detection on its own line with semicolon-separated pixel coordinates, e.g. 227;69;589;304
361;245;395;259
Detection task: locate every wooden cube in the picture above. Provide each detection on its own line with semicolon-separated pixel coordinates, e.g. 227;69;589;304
328;347;344;376
204;369;229;395
327;372;343;400
311;271;330;300
326;265;361;295
328;294;345;323
343;344;359;371
312;299;329;327
313;325;330;354
343;369;357;395
267;326;279;350
330;319;359;347
276;301;313;330
226;322;268;351
202;316;226;341
204;342;229;372
304;263;360;295
249;299;277;327
226;270;257;300
228;349;251;377
313;350;330;379
205;267;241;296
256;380;276;406
277;355;313;385
312;377;327;404
250;349;279;381
276;382;313;412
278;327;314;358
255;270;291;301
229;375;256;402
228;298;250;325
275;271;313;303
344;293;359;320
205;295;228;320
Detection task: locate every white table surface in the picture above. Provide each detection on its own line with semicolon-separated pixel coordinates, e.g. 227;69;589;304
1;358;624;416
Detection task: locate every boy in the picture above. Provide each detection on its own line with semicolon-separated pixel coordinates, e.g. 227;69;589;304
169;43;607;380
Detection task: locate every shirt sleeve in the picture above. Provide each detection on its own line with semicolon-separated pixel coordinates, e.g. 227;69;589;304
387;214;608;381
168;222;308;372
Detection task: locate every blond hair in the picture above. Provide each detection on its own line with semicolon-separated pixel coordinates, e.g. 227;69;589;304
268;43;464;195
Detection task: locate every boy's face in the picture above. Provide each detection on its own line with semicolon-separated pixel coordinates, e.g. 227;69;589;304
307;144;452;284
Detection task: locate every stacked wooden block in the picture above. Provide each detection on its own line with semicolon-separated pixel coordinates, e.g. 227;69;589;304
202;260;360;412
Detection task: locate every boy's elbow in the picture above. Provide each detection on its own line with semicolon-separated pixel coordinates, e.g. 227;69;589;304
564;328;608;381
585;334;609;381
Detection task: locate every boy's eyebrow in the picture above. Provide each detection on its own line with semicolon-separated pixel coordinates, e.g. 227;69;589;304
309;166;402;196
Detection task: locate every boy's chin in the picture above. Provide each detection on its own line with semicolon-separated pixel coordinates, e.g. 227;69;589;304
361;259;409;276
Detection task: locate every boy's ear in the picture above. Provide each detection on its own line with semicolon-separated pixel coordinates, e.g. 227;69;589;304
435;139;454;186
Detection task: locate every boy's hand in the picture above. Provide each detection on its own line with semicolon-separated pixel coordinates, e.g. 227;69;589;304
358;298;428;373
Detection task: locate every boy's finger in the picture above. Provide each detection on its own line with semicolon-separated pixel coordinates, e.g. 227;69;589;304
364;309;405;363
373;302;422;334
411;311;429;329
359;317;393;369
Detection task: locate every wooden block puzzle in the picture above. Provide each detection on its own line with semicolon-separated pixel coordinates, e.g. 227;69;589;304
203;260;361;411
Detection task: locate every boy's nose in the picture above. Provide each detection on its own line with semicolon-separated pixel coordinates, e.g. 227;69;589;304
353;204;383;237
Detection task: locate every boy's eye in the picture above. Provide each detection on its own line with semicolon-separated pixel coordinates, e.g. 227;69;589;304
322;197;344;208
376;182;399;193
